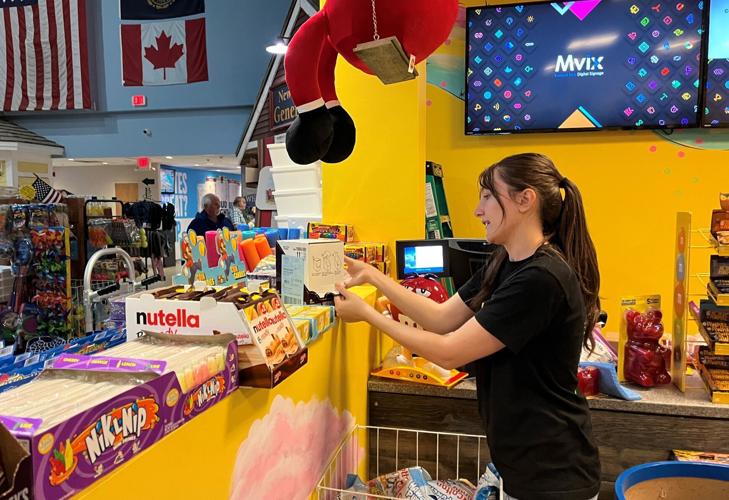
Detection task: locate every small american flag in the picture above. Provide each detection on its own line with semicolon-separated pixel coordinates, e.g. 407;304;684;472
0;0;91;111
32;174;63;203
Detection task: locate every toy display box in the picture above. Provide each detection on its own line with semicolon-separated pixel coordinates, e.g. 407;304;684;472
275;239;345;305
0;332;238;499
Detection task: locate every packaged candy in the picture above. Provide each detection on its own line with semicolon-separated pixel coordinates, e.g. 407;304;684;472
341;474;370;500
427;479;476;500
620;295;671;387
367;466;432;499
577;365;600;397
29;204;50;228
10;204;28;231
475;463;501;500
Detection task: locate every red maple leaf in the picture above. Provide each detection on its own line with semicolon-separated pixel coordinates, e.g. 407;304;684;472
144;31;184;80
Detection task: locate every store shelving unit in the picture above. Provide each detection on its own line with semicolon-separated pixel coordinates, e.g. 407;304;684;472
682;218;729;403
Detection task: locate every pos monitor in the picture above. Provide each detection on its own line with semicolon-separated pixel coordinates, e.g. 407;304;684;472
395;239;496;289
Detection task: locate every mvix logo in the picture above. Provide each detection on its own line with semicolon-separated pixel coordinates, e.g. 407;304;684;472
554;54;604;73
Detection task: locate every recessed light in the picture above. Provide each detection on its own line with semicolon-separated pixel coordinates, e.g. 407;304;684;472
102;162;108;165
265;41;288;55
165;156;173;159
68;158;75;161
194;164;200;167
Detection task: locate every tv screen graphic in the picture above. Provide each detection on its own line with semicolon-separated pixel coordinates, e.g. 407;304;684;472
466;0;706;134
703;0;729;127
160;167;175;194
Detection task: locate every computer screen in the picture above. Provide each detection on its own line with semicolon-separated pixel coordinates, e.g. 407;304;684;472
396;240;450;279
403;245;446;275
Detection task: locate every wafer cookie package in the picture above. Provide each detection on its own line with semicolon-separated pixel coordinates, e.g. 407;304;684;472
0;332;238;499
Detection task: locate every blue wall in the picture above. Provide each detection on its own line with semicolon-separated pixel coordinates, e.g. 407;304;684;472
9;0;292;158
162;165;241;219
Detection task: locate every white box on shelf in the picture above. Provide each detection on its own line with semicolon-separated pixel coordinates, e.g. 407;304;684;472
273;188;322;216
267;143;296;167
274;215;321;230
271;164;321;191
275;239;345;305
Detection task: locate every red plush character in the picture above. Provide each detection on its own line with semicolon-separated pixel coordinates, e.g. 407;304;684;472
390;274;449;328
624;308;671;387
284;0;458;165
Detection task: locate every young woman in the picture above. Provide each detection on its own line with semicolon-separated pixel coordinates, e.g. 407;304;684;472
334;153;601;500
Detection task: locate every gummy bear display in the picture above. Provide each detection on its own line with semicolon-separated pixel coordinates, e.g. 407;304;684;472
624;308;671;387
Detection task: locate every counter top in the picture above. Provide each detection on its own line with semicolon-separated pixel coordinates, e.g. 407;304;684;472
368;371;729;419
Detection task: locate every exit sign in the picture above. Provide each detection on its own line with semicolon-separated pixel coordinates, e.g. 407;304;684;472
137;157;150;169
132;95;146;107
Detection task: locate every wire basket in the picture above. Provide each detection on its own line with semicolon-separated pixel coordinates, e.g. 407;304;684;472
316;425;489;499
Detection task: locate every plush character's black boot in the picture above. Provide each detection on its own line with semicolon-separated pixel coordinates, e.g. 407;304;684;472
321;105;356;163
285;106;333;165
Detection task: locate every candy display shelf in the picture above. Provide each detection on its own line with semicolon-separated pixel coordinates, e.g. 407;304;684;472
689;302;729;356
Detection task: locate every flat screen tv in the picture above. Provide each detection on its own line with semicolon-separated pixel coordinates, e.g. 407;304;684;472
465;0;707;134
160;167;175;194
703;0;729;127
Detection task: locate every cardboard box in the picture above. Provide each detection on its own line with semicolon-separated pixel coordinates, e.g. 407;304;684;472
0;332;238;499
285;305;335;343
124;290;253;345
306;223;355;242
237;294;307;388
275;239;345;305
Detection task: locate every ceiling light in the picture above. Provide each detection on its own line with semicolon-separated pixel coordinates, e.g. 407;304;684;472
165;156;173;159
194;163;200;167
68;158;75;161
265;37;289;55
102;162;108;165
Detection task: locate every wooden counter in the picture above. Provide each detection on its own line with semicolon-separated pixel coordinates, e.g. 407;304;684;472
368;374;729;499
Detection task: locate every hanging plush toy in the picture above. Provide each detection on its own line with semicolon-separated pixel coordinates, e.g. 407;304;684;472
284;0;458;165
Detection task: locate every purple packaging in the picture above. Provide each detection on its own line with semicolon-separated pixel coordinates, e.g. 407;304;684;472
0;333;238;499
109;298;126;321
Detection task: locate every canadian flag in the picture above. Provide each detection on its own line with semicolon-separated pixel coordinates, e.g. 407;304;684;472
121;18;208;86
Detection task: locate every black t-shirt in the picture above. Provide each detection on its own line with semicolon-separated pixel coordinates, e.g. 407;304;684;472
458;246;600;500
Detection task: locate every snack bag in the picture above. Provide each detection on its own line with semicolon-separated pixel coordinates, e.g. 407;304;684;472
367;466;432;499
475;463;501;500
427;479;476;500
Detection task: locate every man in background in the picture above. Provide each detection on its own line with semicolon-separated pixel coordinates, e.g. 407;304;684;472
229;196;254;229
187;193;234;234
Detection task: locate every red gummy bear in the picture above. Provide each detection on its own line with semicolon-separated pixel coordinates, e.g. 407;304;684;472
624;308;671;387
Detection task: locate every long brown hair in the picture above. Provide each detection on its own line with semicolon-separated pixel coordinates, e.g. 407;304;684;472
468;153;600;349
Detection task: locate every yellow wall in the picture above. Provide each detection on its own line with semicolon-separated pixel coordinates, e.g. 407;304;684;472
322;59;427;257
426;2;729;330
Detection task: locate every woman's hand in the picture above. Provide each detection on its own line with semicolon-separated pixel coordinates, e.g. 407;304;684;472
343;256;377;288
334;283;375;323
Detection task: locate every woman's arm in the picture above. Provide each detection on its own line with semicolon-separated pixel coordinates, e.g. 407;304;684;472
335;284;505;368
365;306;504;369
345;257;474;333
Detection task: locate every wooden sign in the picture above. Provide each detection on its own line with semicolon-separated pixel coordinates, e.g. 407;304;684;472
269;81;297;130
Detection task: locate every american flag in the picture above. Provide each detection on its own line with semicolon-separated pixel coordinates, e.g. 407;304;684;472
32;174;63;203
0;0;91;111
